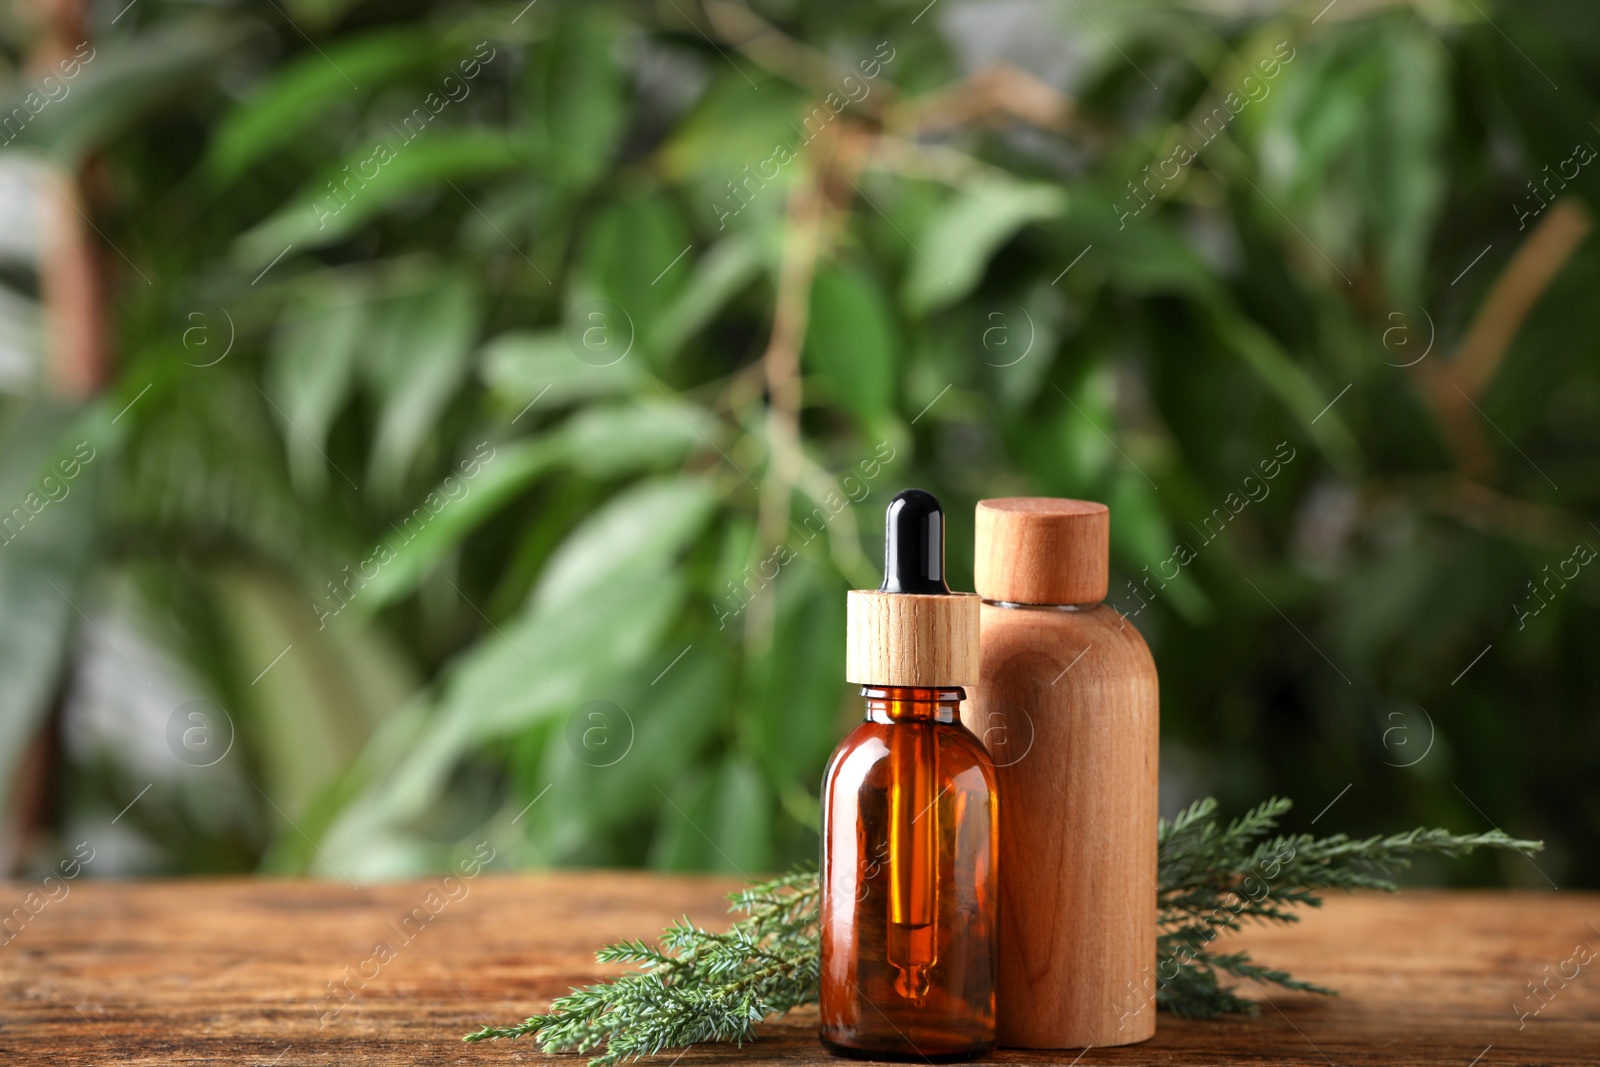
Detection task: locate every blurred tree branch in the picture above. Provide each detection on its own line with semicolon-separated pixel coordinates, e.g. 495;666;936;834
747;124;860;649
703;0;893;108
4;0;106;876
891;65;1099;143
1422;196;1590;480
33;0;108;399
1407;475;1576;550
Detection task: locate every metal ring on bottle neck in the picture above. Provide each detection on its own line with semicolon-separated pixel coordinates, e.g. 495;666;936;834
981;598;1101;611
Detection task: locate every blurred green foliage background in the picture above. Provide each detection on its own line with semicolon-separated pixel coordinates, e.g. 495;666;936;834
0;0;1593;888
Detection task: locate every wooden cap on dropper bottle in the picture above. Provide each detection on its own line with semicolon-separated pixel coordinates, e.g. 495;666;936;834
846;489;980;687
974;497;1109;605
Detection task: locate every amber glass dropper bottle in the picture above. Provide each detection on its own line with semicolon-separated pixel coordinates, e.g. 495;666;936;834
819;489;997;1062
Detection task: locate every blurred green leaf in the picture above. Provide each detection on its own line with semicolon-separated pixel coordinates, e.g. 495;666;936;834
650;757;772;873
661;75;804;195
533;9;628;188
705;757;775;872
989;282;1069;410
650;235;765;360
805;264;897;426
748;560;847;787
282;0;368;34
358;438;561;609
581;193;693;363
219;570;411;827
361;272;481;495
0;413;101;821
358;401;713;608
480;330;641;412
265;279;366;492
534;476;719;613
3;22;231;165
1108;475;1211;625
531;654;726;864
234;132;527;266
206;28;437;184
322;567;687;875
560;399;715;478
904;179;1066;313
1369;26;1449;303
1201;297;1361;474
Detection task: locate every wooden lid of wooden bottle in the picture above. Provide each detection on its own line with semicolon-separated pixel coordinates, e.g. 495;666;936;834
845;590;981;687
974;497;1109;605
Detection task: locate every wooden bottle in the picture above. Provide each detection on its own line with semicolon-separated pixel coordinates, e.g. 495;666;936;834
965;498;1158;1048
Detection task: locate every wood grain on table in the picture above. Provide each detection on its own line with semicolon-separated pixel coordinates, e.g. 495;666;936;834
0;873;1595;1065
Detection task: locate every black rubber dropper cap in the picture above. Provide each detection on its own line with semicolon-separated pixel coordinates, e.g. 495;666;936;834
880;489;951;594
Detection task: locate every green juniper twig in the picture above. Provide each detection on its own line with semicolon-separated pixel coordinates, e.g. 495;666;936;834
465;798;1541;1060
1152;796;1539;1016
465;869;819;1065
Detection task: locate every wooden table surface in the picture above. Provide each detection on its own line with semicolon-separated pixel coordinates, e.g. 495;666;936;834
0;873;1595;1065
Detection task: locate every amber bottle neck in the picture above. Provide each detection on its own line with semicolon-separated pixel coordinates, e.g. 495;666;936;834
860;685;965;724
